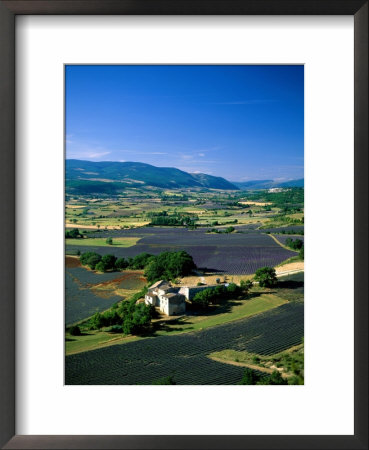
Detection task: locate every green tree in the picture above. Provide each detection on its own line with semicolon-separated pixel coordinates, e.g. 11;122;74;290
95;261;107;272
116;257;128;270
299;246;304;260
106;237;113;245
65;228;81;239
90;312;104;329
144;251;196;283
254;267;277;287
101;254;117;271
239;368;257;385
128;252;154;270
240;279;253;293
80;251;102;270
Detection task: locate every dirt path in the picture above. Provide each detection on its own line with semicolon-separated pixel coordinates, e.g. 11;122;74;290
267;233;299;252
66;223;122;230
209;356;290;379
275;261;304;276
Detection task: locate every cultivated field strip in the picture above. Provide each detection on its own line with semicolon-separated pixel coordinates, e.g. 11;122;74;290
66;228;296;274
65;302;303;385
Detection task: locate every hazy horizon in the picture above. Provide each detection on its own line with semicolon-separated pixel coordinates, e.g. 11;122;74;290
66;157;303;183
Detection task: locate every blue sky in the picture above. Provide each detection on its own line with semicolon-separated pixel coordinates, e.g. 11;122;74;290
66;65;304;181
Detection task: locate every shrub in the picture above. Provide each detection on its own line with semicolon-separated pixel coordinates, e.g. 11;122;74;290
69;325;81;336
95;261;107;272
151;375;176;385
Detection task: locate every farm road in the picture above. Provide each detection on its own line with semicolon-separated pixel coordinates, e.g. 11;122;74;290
66;302;303;385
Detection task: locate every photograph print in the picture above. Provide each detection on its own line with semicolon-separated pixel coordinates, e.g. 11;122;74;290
65;65;304;385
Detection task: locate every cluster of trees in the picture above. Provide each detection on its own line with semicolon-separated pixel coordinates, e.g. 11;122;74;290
285;238;304;260
65;228;83;239
285;238;303;250
146;210;198;227
192;280;253;309
79;250;196;280
144;251;196;283
160;194;189;202
79;252;118;272
150;215;197;227
206;226;235;234
239;368;287;385
88;288;154;335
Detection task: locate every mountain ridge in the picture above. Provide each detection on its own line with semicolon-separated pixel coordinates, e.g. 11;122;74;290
66;159;238;191
233;179;304;190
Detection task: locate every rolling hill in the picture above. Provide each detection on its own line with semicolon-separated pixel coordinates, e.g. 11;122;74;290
233;179;304;190
66;160;238;192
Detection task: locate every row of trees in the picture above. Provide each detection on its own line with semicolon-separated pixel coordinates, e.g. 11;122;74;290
284;238;304;260
79;252;119;272
147;211;198;227
189;267;278;310
206;226;235;234
79;250;197;281
192;280;253;309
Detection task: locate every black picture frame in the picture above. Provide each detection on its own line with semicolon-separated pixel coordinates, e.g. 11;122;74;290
0;1;367;449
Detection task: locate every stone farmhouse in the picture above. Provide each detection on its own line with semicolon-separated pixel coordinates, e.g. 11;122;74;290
145;280;217;316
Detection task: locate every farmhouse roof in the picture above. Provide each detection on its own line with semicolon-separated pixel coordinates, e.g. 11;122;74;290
149;280;168;289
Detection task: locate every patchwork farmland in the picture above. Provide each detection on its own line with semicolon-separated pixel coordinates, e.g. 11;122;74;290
65;185;304;385
66;301;303;385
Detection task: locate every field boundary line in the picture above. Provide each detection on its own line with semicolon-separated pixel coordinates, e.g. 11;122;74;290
267;233;299;252
208;355;290;379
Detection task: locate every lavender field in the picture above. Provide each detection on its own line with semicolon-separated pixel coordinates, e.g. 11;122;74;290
66;227;296;275
65;261;145;325
66;301;304;384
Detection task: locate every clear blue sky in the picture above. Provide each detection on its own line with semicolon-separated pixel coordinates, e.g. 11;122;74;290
66;65;304;181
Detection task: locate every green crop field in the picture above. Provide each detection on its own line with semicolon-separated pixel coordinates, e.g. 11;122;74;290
65;237;140;247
